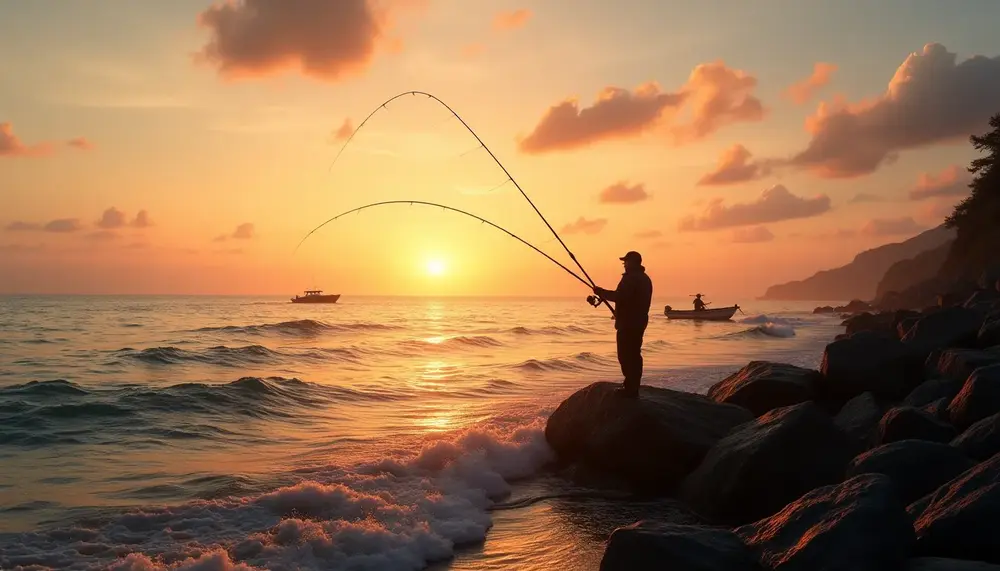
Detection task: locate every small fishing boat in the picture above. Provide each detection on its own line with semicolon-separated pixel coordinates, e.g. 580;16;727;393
290;290;341;304
663;305;740;321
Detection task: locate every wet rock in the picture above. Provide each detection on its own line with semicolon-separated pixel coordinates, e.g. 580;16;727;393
899;317;921;339
904;378;965;408
834;392;882;448
600;522;761;571
544;382;754;492
907;558;1000;570
843;312;895;336
952;413;1000;461
814;306;835;314
902;307;985;360
964;289;1000;311
948;364;1000;430
707;361;821;417
878;406;957;445
846;440;975;505
820;331;915;401
838;299;874;313
980;320;1000;348
735;474;914;571
922;397;952;421
679;402;857;525
979;265;1000;291
912;452;1000;563
932;347;1000;383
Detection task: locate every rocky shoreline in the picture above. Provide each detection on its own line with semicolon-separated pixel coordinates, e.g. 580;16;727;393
544;281;1000;570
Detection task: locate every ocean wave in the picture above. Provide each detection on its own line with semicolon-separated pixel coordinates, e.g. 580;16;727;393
195;319;400;337
0;377;403;449
0;418;555;570
507;325;597;336
718;323;797;340
110;344;369;368
513;352;614;372
402;335;505;352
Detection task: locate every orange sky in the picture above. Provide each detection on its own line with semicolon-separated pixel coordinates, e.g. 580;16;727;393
2;1;999;298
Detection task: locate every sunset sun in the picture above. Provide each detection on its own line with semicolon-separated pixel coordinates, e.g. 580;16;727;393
425;259;446;277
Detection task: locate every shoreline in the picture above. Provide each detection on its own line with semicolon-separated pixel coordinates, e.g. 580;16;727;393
546;282;1000;569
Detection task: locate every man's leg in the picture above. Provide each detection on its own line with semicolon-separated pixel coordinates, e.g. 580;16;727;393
616;328;628;383
621;328;642;395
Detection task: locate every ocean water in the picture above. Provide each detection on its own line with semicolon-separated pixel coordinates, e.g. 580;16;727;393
0;295;844;570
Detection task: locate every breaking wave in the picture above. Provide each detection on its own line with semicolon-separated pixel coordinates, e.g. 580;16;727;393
512;352;614;372
195;319;400;337
0;419;555;570
110;345;369;367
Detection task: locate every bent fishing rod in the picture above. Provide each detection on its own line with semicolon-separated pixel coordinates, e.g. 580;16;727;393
294;200;606;300
328;91;615;315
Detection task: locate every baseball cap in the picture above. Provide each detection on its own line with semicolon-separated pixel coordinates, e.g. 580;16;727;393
619;251;642;263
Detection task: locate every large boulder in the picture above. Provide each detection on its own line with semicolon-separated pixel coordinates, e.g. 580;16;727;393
907;558;1000;570
878;406;957;445
902;306;985;360
843;312;895;336
820;332;916;401
952;413;1000;461
846;440;975;505
735;474;914;571
904;377;966;408
834;392;882;449
948;364;1000;430
707;361;821;417
912;452;1000;563
544;382;753;492
931;347;1000;383
600;522;762;571
679;402;857;525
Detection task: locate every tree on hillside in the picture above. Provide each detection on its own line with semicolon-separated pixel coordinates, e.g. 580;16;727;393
942;112;1000;280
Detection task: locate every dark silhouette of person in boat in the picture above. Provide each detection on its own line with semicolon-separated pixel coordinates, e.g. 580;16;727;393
693;294;708;311
593;251;653;398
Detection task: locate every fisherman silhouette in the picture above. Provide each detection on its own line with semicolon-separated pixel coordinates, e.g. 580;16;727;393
693;293;707;311
593;251;653;398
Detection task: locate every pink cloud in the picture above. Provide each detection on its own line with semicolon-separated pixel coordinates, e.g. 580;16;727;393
131;210;153;229
783;62;837;105
697;144;771;186
788;44;1000;178
909;164;972;200
493;8;532;31
679;185;831;231
44;219;83;233
213;222;255;242
598;182;650;204
561;217;608;235
330;119;353;143
518;83;685;153
66;137;96;151
861;217;927;236
196;0;420;81
671;61;766;143
731;226;774;243
1;122;54;158
97;207;127;230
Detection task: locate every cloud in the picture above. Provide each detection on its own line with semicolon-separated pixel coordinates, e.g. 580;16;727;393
1;122;54;157
5;221;42;231
598;182;650;204
783;62;837;105
330;119;353;143
731;226;775;243
518;83;685;154
679;184;831;231
635;230;663;239
493;8;532;31
697;144;771;186
671;61;766;143
66;137;96;151
96;207;127;229
788;43;1000;178
518;61;763;153
131;210;153;228
561;217;607;235
909;164;971;200
849;193;886;203
215;222;256;242
196;0;416;81
861;217;927;236
44;219;83;233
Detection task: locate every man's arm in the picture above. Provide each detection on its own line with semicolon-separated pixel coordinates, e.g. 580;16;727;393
595;276;629;303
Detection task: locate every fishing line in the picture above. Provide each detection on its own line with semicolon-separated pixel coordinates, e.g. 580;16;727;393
294;200;592;288
327;91;614;316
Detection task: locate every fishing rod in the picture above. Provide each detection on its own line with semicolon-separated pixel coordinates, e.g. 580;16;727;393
328;91;615;316
294;200;595;290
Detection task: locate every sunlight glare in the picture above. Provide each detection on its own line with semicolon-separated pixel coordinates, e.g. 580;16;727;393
426;259;446;276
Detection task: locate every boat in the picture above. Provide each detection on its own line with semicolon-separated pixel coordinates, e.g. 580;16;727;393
663;304;740;321
290;290;341;304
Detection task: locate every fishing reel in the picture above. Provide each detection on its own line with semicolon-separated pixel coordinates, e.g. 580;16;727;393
586;295;603;308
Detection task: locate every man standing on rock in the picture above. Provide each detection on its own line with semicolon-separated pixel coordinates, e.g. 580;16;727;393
593;251;653;398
